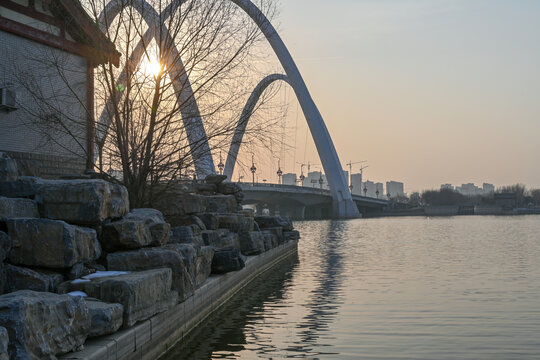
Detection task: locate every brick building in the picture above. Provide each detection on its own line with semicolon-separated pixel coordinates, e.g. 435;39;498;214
0;0;118;177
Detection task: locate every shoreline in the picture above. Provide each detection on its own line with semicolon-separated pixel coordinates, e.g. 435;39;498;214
60;240;299;360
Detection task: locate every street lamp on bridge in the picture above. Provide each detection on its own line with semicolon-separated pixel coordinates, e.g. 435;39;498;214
250;155;257;185
277;160;283;184
217;151;224;175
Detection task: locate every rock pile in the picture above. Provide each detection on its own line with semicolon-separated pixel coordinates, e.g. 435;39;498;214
0;154;299;359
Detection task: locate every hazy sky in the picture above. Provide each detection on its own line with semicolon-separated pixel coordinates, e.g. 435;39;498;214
260;0;540;192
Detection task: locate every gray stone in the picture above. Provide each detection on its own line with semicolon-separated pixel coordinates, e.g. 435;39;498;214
238;231;266;256
198;213;219;230
202;195;238;213
107;248;190;300
255;216;294;231
0;177;40;199
211;247;245;274
196;246;214;287
58;269;177;328
284;230;301;241
195;183;217;194
124;208;171;246
262;232;278;251
262;227;284;244
35;179;129;225
100;217;152;252
217;182;241;195
6;265;64;293
202;230;240;251
0;153;19;182
217;213;254;233
0;326;7;360
0;232;10;263
85;298;123;337
162;244;196;297
0;197;39;220
158;193;206;219
0;290;90;359
0;265;5;295
170;226;204;247
7;218;101;268
205;174;227;185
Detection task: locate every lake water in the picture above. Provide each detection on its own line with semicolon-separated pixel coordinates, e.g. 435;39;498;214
161;216;540;359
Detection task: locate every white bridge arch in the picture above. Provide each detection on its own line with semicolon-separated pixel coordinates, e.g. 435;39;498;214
98;0;359;218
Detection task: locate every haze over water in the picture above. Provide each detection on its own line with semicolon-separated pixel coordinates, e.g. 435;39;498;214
163;216;540;359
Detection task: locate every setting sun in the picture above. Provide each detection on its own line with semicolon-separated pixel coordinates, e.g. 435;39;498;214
142;55;163;77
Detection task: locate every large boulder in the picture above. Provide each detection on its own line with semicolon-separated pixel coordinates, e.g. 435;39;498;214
169;226;204;247
261;227;284;245
255;216;294;231
124;208;171;246
0;197;39;220
35;179;129;225
164;215;206;230
238;231;266;256
211;247;245;274
0;232;10;262
157;193;206;220
0;153;18;182
202;230;240;251
85;298;123;338
7;218;101;268
217;182;241;195
5;265;64;293
216;214;254;233
0;327;8;360
100;217;153;252
198;213;219;230
202;195;237;213
262;232;278;251
58;269;177;327
204;174;227;185
0;177;40;199
196;246;214;287
0;290;90;359
107;248;190;300
284;230;301;241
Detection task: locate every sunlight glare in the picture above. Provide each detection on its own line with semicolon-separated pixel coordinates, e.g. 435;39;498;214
142;55;163;77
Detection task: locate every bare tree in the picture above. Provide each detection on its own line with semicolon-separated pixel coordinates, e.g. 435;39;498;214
14;0;284;207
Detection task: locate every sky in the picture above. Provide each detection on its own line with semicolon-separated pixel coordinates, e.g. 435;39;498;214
253;0;540;192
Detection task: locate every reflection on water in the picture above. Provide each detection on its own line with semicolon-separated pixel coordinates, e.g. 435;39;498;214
162;216;540;360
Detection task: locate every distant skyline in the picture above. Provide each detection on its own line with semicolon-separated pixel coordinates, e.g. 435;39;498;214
248;0;540;193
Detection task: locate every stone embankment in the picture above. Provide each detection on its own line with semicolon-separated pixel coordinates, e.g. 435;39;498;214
0;154;300;359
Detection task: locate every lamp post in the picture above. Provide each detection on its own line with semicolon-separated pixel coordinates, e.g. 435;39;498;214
277;160;283;184
217;151;224;175
250;155;257;185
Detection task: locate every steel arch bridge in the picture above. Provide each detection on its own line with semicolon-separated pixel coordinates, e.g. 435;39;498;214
98;0;359;218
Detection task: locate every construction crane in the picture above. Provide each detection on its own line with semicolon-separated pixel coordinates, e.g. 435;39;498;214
346;160;367;192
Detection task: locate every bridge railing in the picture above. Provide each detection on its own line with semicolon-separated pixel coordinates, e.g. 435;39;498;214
237;182;389;204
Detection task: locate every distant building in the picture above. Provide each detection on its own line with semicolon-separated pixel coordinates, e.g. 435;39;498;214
282;173;296;186
375;182;384;198
386;181;404;198
304;171;323;188
452;182;495;196
350;173;363;195
362;180;383;198
483;183;495;194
